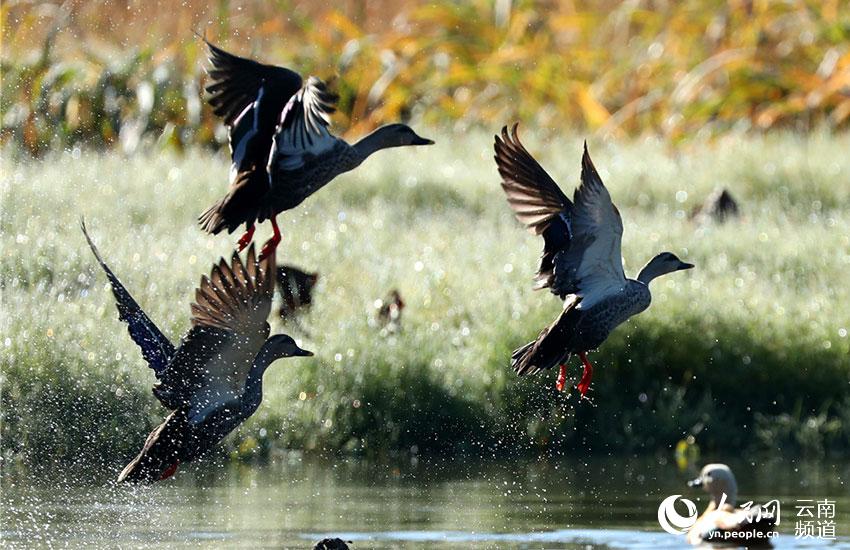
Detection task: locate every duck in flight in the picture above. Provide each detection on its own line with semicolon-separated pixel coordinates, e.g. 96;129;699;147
82;221;312;482
493;125;693;397
199;41;434;259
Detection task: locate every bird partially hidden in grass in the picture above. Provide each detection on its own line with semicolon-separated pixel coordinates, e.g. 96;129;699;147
198;40;434;259
81;220;312;482
276;264;319;322
493;125;694;397
375;289;405;332
686;464;777;545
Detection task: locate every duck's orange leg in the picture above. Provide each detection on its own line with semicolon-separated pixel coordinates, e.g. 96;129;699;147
555;364;567;392
577;352;594;397
236;224;255;252
259;216;281;260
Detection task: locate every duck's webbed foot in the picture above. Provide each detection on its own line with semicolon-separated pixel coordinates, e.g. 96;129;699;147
555;364;567;392
159;460;180;481
259;216;282;261
577;352;594;397
236;224;256;252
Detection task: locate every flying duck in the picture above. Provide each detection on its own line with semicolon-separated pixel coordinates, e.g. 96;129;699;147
687;464;777;545
82;221;312;482
493;125;694;396
198;41;434;259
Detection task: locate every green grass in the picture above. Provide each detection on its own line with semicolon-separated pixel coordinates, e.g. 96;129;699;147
2;130;849;473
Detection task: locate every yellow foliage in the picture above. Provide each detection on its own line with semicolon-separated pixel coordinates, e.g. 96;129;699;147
2;0;850;153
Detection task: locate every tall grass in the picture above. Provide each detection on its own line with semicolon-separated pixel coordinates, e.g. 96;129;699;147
1;130;849;471
3;1;850;155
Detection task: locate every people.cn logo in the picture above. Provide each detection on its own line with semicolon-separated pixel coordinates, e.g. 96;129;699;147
657;494;698;535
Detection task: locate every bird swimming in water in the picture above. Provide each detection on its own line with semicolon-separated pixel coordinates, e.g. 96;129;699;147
493;125;694;396
82;220;312;482
198;41;434;259
686;463;777;546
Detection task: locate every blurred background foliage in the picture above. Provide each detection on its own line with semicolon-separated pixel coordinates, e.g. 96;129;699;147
3;0;850;156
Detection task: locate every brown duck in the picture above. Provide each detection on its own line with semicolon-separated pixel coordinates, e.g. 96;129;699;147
199;41;434;259
494;125;693;396
82;221;312;482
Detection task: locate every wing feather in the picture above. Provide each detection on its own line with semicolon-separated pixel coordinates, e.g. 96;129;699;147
553;144;626;307
494;124;572;236
204;40;303;126
494;124;574;292
81;219;175;377
268;76;340;173
154;245;275;409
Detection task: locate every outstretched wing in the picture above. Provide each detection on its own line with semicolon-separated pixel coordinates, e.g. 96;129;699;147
204;40;304;180
268;76;340;173
494;124;574;292
81;219;175;376
155;245;275;418
204;40;303;126
554;145;626;308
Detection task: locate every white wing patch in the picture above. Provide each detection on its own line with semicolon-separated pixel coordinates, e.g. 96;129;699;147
268;77;339;173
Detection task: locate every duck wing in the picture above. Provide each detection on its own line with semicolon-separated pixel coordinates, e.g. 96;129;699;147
81;220;175;377
494;124;575;292
204;40;303;127
268;76;340;174
155;245;275;418
555;145;626;308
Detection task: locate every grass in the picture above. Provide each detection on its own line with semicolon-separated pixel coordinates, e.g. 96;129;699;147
2;130;849;473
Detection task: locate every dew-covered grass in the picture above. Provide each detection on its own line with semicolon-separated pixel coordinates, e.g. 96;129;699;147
2;130;849;473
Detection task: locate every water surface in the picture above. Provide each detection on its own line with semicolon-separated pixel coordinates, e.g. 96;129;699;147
2;456;848;548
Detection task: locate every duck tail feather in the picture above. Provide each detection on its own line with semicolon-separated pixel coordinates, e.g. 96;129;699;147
118;409;188;483
511;298;579;376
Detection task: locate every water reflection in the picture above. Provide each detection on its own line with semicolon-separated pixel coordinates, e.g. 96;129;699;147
2;456;848;548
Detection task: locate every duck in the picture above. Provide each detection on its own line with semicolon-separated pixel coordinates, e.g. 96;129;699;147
81;220;312;482
198;41;434;259
493;125;693;396
276;264;319;322
313;538;351;550
686;464;777;546
375;288;405;330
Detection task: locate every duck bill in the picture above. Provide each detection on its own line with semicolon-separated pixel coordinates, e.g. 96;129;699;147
293;347;314;357
687;477;703;488
678;262;695;271
411;134;435;146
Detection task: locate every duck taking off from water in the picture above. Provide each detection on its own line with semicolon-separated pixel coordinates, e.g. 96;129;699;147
493;125;693;397
82;221;312;482
198;41;434;259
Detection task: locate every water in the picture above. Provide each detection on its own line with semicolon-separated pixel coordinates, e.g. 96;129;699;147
2;456;848;548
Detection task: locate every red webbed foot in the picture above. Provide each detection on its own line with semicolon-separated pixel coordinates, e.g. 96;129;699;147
158;460;180;481
577;352;594;397
555;364;567;392
236;225;256;252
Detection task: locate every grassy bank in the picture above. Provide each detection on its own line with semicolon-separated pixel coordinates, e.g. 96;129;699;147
2;130;849;473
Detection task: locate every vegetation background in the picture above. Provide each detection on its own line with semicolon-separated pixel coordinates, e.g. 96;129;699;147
2;0;849;473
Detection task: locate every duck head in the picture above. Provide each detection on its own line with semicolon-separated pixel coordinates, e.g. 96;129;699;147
688;463;738;507
353;124;434;159
374;123;434;147
260;334;313;362
636;252;694;284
